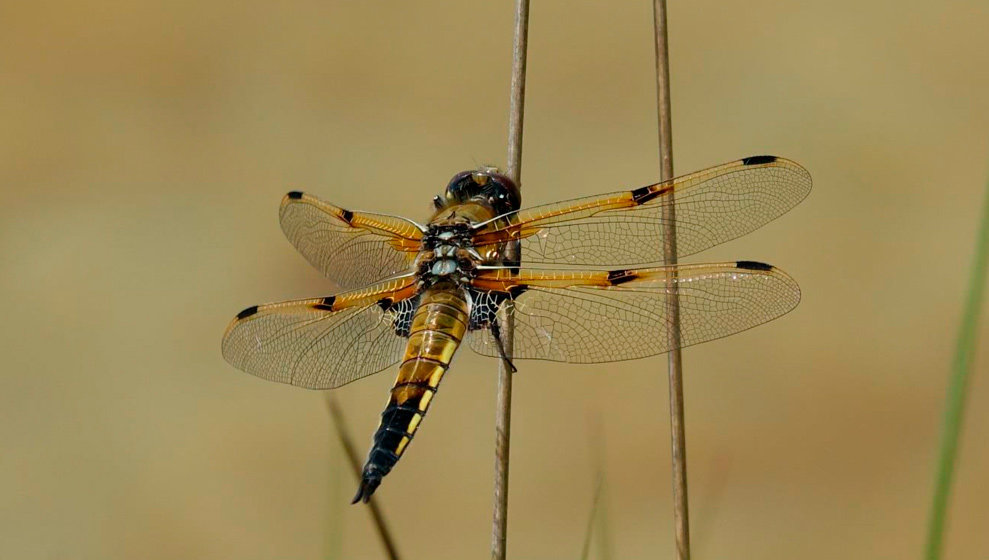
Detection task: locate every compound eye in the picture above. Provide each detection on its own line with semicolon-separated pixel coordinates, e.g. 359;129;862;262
471;172;489;185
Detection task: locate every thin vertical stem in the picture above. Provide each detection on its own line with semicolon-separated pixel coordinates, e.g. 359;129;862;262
505;0;529;181
492;2;529;559
652;2;690;559
653;0;675;184
325;395;401;560
923;176;989;560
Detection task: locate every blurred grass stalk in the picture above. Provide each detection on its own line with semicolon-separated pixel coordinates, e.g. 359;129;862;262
325;394;402;560
593;422;612;560
325;430;343;560
923;172;989;560
579;477;607;560
580;415;612;560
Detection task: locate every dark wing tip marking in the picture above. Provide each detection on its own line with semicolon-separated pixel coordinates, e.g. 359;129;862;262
236;305;259;320
607;269;638;285
736;260;774;271
741;155;778;166
631;184;672;204
286;191;304;200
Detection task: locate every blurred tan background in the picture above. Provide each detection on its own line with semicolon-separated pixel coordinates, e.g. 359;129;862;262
2;1;988;558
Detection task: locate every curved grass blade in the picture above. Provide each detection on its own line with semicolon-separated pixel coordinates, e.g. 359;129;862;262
924;172;989;560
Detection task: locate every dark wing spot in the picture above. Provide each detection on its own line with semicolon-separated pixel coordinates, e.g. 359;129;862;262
607;269;638;285
631;184;671;204
236;305;259;320
286;191;304;200
736;260;773;271
312;296;336;311
340;209;354;224
741;155;777;166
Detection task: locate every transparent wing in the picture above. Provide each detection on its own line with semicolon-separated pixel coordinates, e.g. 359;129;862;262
467;262;800;363
280;191;425;290
222;273;419;389
471;156;811;267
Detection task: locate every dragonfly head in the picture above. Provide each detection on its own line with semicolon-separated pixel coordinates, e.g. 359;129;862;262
438;167;521;215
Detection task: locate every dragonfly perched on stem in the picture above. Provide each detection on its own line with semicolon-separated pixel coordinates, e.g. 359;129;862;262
221;155;811;503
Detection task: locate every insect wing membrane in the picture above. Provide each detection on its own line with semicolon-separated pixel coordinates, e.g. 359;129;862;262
222;273;419;389
471;156;811;268
280;191;424;289
467;262;800;363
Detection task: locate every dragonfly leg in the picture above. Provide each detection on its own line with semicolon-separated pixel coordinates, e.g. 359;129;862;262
489;320;518;373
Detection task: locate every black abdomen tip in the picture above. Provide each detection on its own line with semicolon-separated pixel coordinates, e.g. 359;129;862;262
741;155;777;165
352;469;383;504
736;260;773;271
286;191;304;200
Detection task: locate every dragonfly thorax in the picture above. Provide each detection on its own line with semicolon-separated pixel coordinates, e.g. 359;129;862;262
429;256;459;277
418;247;478;283
423;223;472;248
417;227;481;286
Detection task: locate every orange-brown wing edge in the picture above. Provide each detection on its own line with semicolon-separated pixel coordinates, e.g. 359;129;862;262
469;155;802;247
470;260;786;291
281;191;425;252
222;272;420;342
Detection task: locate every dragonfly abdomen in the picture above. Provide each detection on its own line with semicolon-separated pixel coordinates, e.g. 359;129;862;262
353;285;469;503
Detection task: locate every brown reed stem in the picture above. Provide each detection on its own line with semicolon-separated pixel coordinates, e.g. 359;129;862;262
491;1;529;559
652;1;690;559
324;394;401;560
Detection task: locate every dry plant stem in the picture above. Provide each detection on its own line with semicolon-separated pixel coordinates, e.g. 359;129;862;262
491;1;529;559
653;1;691;559
505;0;528;181
324;394;401;560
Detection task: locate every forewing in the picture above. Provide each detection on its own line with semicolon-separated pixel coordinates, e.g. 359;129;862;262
222;274;419;389
280;191;424;289
471;156;811;267
468;262;800;363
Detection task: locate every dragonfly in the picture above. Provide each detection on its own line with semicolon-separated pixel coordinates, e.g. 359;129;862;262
221;155;811;503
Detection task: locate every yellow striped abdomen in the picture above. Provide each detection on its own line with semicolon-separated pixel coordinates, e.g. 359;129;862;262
352;285;469;503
